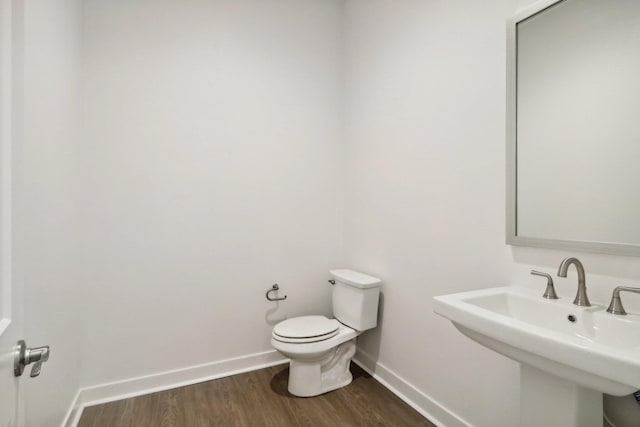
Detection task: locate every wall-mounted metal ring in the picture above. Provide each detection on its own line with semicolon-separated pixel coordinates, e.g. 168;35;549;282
266;284;287;301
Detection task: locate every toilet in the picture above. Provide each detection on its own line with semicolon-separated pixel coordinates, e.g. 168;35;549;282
271;269;381;397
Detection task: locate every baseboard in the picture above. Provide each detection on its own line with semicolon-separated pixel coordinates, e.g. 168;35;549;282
354;349;472;427
61;349;287;427
61;347;469;427
61;389;82;427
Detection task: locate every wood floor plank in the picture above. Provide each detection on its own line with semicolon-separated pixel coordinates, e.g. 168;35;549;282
78;363;436;427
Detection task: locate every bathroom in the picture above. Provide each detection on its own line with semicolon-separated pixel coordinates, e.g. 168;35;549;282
0;0;639;426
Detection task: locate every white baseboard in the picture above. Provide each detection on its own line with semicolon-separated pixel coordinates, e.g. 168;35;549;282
354;349;472;427
61;349;287;427
61;389;82;427
61;347;470;427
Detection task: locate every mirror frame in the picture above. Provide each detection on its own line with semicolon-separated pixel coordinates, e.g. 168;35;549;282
506;0;640;256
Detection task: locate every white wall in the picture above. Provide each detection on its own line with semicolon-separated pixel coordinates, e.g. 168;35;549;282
343;1;524;424
78;0;344;387
343;1;640;426
20;0;84;426
17;1;640;426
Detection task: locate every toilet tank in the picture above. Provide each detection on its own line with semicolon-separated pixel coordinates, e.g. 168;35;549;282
330;269;381;331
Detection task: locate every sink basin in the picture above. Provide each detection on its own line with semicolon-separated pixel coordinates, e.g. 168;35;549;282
434;286;640;396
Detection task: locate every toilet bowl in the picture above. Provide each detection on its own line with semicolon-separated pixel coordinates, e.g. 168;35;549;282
271;316;359;397
271;269;381;397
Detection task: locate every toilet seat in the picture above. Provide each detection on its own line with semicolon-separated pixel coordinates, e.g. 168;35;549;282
273;316;340;343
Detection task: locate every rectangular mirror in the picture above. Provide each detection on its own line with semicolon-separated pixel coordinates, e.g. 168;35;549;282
506;0;640;255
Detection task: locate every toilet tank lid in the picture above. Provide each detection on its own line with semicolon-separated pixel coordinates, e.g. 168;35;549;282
330;269;381;289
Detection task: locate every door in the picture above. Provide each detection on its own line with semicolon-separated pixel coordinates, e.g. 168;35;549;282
0;0;23;425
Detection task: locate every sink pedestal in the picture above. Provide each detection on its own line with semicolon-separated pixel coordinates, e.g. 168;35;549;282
521;365;602;427
434;287;640;426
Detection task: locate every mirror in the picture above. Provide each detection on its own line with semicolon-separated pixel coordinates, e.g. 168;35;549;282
506;0;640;255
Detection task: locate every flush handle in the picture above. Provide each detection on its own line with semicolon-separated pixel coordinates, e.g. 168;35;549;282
14;340;50;378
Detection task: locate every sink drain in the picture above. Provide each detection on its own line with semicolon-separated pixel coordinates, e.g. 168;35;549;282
567;314;577;323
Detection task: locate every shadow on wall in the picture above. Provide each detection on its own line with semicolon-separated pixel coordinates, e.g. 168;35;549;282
604;393;640;427
354;291;385;371
265;299;286;326
511;246;640;282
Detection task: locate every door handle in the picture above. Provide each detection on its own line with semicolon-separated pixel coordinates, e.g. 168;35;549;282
14;340;50;378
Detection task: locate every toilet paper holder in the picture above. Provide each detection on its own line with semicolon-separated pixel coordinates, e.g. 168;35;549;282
266;284;287;301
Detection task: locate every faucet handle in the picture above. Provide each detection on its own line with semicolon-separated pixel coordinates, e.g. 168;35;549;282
606;286;640;315
531;270;559;300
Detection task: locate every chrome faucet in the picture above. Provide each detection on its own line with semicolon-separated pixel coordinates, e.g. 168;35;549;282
557;257;591;307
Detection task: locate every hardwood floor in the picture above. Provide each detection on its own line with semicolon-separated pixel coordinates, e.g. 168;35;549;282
78;363;435;427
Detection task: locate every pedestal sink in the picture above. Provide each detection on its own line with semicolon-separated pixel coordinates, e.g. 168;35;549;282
433;286;640;427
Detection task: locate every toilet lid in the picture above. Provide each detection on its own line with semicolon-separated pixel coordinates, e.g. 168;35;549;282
273;316;340;343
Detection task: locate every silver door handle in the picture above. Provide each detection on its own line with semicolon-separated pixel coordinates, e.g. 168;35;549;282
14;340;50;377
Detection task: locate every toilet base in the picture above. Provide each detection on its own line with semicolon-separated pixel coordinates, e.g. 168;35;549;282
288;339;356;397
